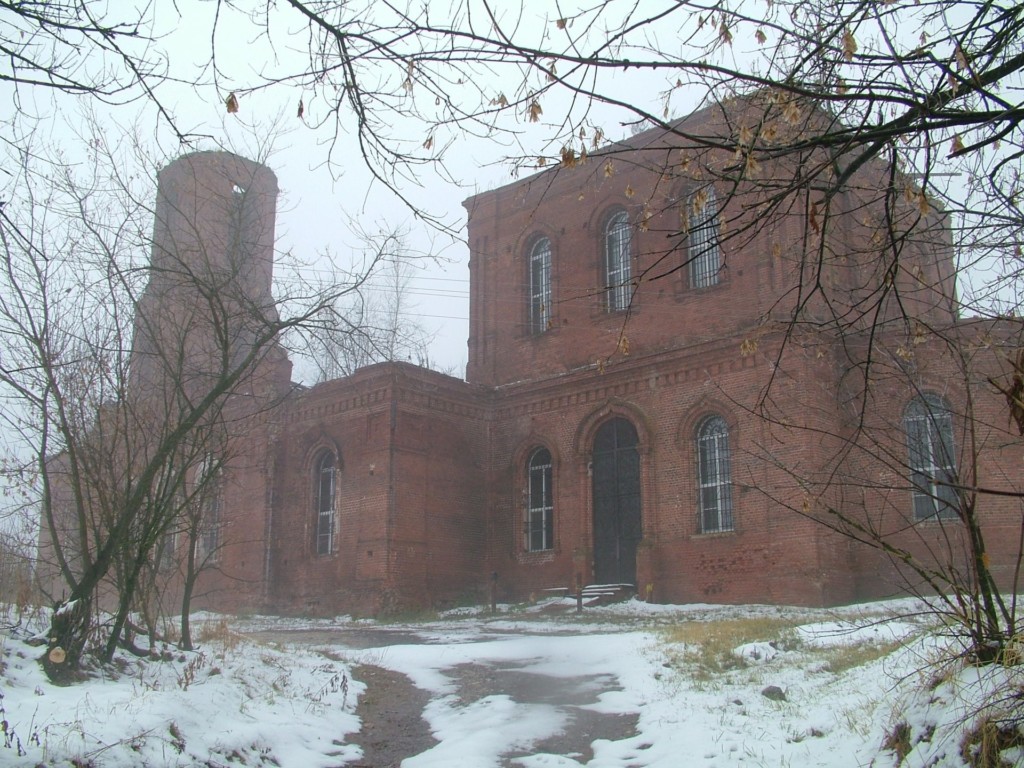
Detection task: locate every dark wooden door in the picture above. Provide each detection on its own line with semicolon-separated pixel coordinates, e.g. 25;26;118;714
591;418;641;584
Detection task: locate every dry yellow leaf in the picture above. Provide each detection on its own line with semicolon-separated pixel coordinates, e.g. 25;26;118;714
782;99;801;124
692;187;708;214
719;21;733;45
842;28;857;61
918;190;930;216
955;43;969;70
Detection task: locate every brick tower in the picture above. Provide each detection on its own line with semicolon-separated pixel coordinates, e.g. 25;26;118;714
130;151;280;399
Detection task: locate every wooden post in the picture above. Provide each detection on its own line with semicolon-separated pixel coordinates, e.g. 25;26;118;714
575;572;583;613
490;571;498;614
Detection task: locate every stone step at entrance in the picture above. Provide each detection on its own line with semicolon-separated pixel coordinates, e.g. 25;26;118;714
580;583;636;605
535;583;636;610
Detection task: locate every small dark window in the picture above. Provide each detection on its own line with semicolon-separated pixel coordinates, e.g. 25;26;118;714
904;395;958;521
529;238;553;333
315;452;336;555
605;212;631;312
697;416;733;532
199;494;222;560
526;448;554;551
158;532;177;571
689;187;721;288
196;455;222;561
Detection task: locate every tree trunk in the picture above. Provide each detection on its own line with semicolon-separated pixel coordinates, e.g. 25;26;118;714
41;596;92;683
179;534;199;651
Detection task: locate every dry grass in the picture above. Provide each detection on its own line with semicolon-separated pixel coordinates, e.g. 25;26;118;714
960;719;1024;768
660;615;909;683
883;721;913;763
196;618;245;652
660;617;799;678
817;639;905;674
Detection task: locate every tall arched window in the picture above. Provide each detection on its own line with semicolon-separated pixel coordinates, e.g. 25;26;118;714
697;415;733;532
315;452;337;555
689;186;721;288
526;448;554;551
529;238;552;334
200;494;222;560
904;395;958;520
605;211;631;312
195;454;222;561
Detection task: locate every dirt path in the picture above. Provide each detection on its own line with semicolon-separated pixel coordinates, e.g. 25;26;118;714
251;626;640;766
345;664;437;768
451;662;639;766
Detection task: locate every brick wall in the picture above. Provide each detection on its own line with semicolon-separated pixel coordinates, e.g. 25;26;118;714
53;129;1023;620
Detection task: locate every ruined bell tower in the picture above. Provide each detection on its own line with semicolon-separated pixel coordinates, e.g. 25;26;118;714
129;152;281;399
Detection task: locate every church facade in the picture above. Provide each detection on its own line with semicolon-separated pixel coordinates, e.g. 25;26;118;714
61;99;1024;617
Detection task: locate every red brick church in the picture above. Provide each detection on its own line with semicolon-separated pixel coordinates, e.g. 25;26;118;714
86;99;1024;615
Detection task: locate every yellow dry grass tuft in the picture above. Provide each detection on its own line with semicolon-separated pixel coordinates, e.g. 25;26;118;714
660;616;799;678
196;618;245;652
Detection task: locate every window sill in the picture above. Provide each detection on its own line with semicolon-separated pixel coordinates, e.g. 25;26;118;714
677;278;728;299
913;515;960;525
693;528;736;538
517;548;557;564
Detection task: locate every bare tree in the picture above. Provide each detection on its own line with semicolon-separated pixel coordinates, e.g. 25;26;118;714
0;123;369;680
305;228;434;381
207;2;1016;248
0;528;34;612
3;0;1023;668
5;2;1020;307
241;1;1024;656
734;315;1024;660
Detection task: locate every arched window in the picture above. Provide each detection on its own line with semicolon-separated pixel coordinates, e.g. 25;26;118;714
904;395;958;520
315;452;337;555
605;211;631;312
689;186;721;288
200;494;222;561
529;238;552;333
526;448;554;551
697;416;733;532
195;454;222;561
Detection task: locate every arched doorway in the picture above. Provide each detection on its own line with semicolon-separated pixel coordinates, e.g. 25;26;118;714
591;418;642;584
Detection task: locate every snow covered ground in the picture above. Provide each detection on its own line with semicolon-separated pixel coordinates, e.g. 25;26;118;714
1;598;1020;767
